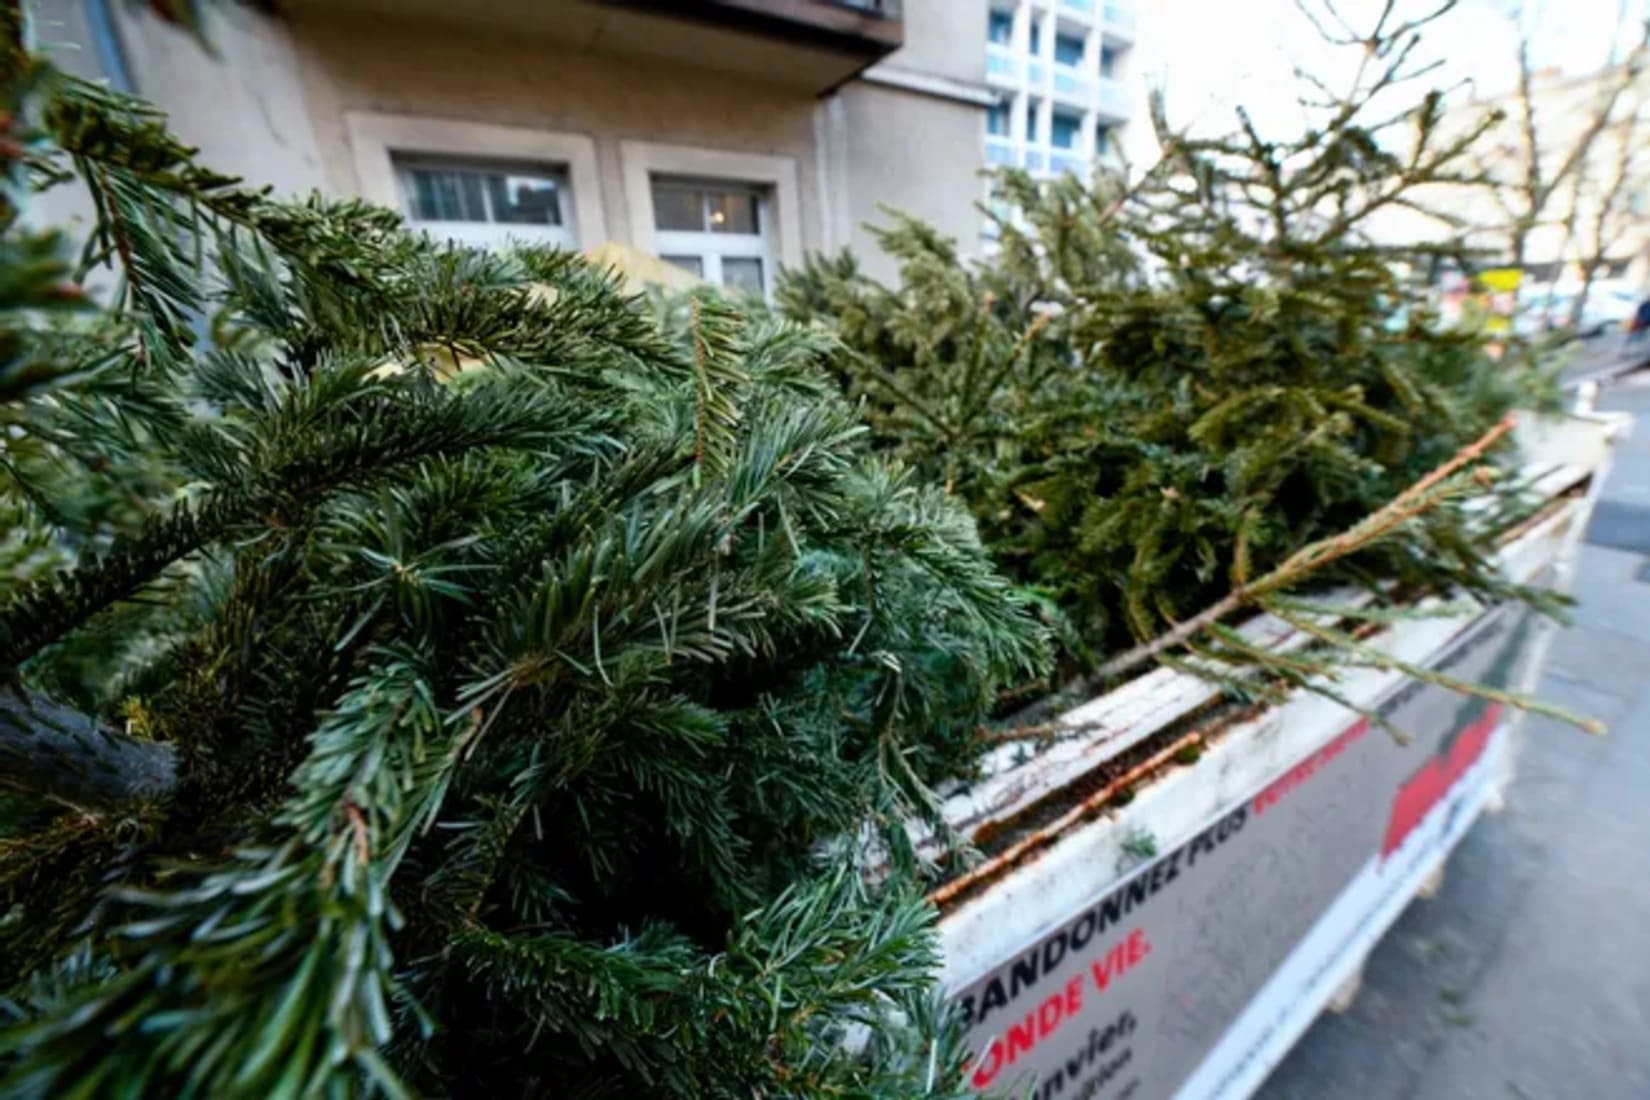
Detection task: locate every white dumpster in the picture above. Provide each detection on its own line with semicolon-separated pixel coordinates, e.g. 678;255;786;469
934;411;1622;1100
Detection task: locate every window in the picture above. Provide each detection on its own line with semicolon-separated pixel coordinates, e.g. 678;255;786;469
1051;112;1081;150
987;100;1012;137
1099;46;1118;78
393;154;574;249
988;10;1013;44
1026;99;1042;143
651;177;771;297
1094;123;1112;156
347;115;605;250
1054;32;1085;66
1029;17;1042;56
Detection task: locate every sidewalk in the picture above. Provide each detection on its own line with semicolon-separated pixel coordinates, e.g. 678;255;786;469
1256;376;1650;1100
1560;332;1650;388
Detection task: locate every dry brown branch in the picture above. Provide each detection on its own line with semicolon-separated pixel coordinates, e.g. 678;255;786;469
1072;412;1515;693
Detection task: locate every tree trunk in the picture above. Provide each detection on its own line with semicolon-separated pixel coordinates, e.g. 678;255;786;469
0;689;177;812
1569;259;1603;330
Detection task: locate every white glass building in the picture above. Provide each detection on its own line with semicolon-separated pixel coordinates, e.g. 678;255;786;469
983;0;1135;180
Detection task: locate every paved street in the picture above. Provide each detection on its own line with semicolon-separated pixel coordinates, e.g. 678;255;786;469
1257;374;1650;1100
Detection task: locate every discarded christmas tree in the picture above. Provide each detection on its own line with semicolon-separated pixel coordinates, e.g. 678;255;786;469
779;2;1562;695
0;0;1590;1093
0;34;1044;1098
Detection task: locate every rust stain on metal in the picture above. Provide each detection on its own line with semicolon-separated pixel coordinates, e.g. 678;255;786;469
927;474;1582;915
1496;483;1585;546
929;728;1207;914
967;696;1234;852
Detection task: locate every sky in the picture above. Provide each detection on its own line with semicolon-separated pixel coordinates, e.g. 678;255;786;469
1129;0;1645;153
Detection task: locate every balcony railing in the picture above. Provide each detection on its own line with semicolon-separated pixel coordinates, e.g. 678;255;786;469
985;43;1019;84
985;47;1046;89
1052;64;1090;100
296;0;904;93
1102;2;1137;40
1049;150;1086;176
984;139;1094;179
1096;75;1130;120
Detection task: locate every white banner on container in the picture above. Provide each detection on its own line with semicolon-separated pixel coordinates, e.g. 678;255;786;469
955;606;1533;1100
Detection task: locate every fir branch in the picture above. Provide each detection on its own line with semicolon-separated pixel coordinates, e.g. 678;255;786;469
1270;605;1604;735
0;382;602;672
1067;413;1515;694
687;296;746;480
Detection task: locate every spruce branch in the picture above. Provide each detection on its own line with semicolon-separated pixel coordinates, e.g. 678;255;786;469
1271;605;1603;735
0;382;601;672
1073;412;1515;692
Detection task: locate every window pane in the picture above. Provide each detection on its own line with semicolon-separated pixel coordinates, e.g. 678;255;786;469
652;183;705;231
411;171;441;221
1100;46;1117;77
1054;33;1084;65
661;254;704;277
987;101;1010;136
1095;124;1111;155
399;160;563;226
1026;101;1041;143
488;173;562;225
426;171;458;220
721;257;764;296
987;10;1013;43
1051;113;1080;150
459;173;487;221
706;188;759;235
1029;19;1041;55
409;168;485;222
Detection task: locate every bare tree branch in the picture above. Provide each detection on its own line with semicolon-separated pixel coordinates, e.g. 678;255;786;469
1489;5;1650;270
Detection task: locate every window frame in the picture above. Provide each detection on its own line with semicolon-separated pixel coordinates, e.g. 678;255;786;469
391;153;577;250
1050;111;1082;151
344;112;605;250
987;99;1012;137
650;176;774;296
1053;32;1086;67
619;141;802;301
987;9;1014;45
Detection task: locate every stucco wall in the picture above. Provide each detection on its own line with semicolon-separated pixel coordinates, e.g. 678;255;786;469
829;81;985;282
283;11;827;255
103;2;327;197
28;0;327;294
35;1;985;283
883;0;988;84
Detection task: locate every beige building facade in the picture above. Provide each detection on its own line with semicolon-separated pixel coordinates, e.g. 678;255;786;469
1437;63;1650;293
36;0;1136;287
